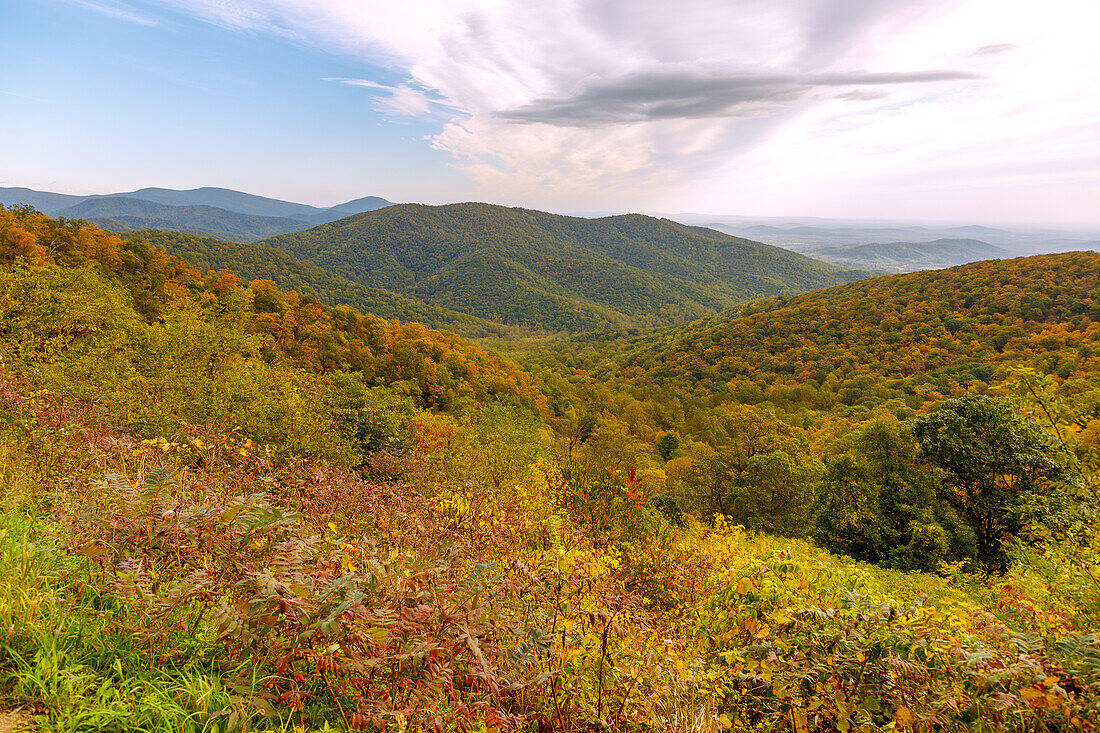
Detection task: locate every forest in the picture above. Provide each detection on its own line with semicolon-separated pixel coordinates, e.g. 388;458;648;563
262;203;868;333
1;204;1098;732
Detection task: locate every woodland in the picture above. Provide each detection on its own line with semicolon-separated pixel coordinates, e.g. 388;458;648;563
1;204;1098;732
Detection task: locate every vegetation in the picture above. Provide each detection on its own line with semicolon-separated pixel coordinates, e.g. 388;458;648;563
56;197;310;242
264;203;870;333
0;186;396;242
2;206;1100;731
809;238;1007;273
135;229;513;339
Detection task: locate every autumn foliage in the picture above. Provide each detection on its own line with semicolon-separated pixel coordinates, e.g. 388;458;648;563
2;206;1099;731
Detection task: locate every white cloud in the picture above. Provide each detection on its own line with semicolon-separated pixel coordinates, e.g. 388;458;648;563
325;77;441;118
155;0;1100;222
69;0;159;26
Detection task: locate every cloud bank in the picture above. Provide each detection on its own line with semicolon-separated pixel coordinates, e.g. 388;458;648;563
152;0;1100;219
498;69;979;126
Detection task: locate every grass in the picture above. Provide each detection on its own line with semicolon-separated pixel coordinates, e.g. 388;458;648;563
0;507;339;732
0;434;338;733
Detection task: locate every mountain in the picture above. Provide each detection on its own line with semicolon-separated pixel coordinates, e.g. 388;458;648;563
589;251;1100;408
327;195;393;216
54;197;309;242
133;229;509;338
685;215;1100;257
809;238;1007;272
262;202;871;333
0;187;86;214
0;186;395;241
105;186;326;219
9;201;1094;733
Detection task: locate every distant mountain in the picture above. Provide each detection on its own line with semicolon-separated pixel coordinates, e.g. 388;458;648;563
722;224;972;249
0;186;395;241
328;195;393;216
940;225;1018;241
54;197;309;242
685;215;1100;257
106;186;325;219
0;187;86;214
263;202;870;333
810;238;1008;273
133;229;509;339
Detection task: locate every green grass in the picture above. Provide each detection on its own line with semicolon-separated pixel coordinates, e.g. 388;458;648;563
0;477;333;732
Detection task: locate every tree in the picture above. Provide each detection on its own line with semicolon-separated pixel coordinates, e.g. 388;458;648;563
912;395;1068;573
815;420;974;572
656;432;680;462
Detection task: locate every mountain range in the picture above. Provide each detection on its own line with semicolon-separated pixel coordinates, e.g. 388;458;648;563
0;186;393;242
681;215;1100;262
805;238;1009;272
135;228;510;339
8;185;1097;271
259;202;870;333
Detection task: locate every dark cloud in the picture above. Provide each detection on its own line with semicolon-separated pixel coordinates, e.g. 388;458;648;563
498;69;978;126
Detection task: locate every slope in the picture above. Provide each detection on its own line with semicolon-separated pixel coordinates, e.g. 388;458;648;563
594;251;1100;410
264;202;870;333
54;197;311;242
107;186;325;219
811;238;1007;272
0;205;543;423
133;229;510;338
0;186;396;238
0;186;86;214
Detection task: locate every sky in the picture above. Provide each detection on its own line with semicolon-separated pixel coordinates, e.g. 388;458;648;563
1;0;1098;224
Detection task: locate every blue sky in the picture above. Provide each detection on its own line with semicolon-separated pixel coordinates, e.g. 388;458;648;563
1;0;462;205
2;0;1099;224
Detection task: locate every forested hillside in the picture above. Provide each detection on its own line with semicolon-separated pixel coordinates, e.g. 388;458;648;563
591;252;1100;405
809;238;1007;272
264;203;869;333
56;196;310;242
135;229;512;338
0;207;542;445
2;207;1099;732
0;186;397;242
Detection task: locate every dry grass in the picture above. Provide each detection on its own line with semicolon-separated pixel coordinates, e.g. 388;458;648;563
0;710;33;733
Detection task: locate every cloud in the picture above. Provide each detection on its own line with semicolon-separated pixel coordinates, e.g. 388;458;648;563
325;77;446;118
497;68;977;126
836;89;889;102
972;43;1017;56
154;0;1100;221
69;0;159;26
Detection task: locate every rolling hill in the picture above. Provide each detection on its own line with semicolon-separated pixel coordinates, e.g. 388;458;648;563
55;197;310;242
263;202;870;333
584;250;1100;412
133;229;510;338
0;186;395;241
809;238;1007;272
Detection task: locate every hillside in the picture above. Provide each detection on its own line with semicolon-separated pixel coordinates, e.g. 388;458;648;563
4;206;1100;731
0;186;396;241
810;238;1007;272
540;252;1100;427
56;197;310;242
111;185;334;219
134;229;511;338
264;202;870;333
0;205;543;424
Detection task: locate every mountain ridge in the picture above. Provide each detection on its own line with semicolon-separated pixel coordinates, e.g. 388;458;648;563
0;186;395;241
262;201;871;333
809;237;1008;272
